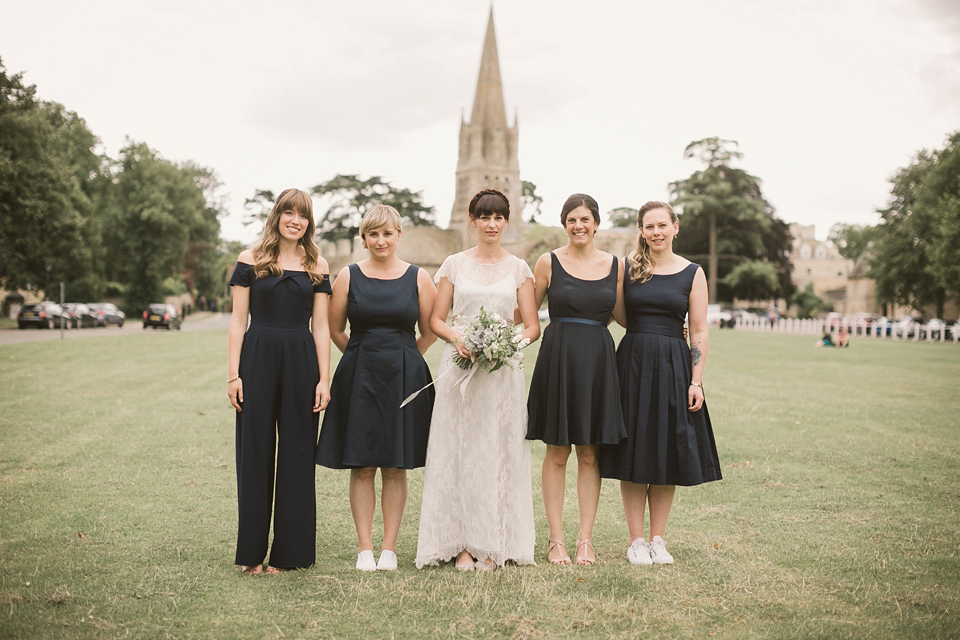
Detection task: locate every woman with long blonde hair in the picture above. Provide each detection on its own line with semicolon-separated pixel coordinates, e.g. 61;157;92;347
600;201;721;566
227;188;331;573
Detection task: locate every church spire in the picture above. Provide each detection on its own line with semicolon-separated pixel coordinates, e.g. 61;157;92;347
449;8;522;242
470;8;509;131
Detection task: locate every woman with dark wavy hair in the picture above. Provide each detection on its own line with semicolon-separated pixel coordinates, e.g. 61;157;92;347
526;193;626;566
227;188;331;574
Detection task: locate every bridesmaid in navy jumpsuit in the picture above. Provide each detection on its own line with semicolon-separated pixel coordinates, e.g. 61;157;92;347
227;188;331;573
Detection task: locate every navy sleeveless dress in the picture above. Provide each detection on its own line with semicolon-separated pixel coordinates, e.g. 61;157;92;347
599;262;721;486
526;253;626;446
316;264;434;469
229;262;331;570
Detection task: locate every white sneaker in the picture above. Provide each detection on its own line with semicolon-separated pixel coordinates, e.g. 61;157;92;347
627;538;652;565
356;550;376;571
376;549;398;571
648;536;674;564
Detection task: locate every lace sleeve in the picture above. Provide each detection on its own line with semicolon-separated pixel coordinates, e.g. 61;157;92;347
514;256;533;289
435;254;458;286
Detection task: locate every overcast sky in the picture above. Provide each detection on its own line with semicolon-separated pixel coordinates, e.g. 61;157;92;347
4;0;958;243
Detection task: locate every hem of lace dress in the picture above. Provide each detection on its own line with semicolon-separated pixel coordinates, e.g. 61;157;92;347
415;544;536;569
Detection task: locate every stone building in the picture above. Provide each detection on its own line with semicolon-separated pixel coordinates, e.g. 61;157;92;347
789;223;879;315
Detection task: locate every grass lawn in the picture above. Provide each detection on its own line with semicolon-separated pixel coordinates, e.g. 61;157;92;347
0;329;958;639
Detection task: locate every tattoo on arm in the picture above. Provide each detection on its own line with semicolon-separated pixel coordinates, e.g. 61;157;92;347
691;342;702;367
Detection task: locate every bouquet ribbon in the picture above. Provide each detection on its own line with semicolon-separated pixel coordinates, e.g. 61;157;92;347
399;362;478;408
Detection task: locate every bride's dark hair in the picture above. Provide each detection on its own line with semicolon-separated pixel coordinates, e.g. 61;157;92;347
468;189;510;220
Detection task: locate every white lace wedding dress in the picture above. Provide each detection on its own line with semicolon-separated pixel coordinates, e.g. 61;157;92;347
415;252;536;568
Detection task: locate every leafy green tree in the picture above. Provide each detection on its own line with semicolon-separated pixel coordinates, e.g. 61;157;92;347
723;260;780;301
607;206;636;228
181;163;227;302
669;137;792;303
243;188;276;227
921;132;960;308
103;141;219;314
311;175;436;242
520;180;543;223
867;132;960;317
828;223;879;262
790;284;825;319
0;60;105;299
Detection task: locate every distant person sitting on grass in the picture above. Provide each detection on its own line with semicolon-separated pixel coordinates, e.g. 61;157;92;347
837;326;849;347
818;331;835;347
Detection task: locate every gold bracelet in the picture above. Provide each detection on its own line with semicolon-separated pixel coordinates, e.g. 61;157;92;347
227;376;240;383
690;382;702;388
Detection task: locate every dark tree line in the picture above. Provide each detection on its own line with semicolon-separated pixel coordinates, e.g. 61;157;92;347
0;59;226;314
866;131;960;317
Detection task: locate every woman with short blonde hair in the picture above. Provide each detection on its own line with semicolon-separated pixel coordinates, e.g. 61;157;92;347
316;204;437;571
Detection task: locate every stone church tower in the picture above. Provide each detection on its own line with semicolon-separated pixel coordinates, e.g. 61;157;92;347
450;9;522;244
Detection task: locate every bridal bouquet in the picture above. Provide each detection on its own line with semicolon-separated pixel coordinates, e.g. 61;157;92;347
399;307;529;408
451;306;530;372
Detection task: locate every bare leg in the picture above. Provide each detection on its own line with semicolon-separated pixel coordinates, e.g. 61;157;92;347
575;445;600;563
620;481;649;542
380;468;407;553
542;444;572;563
648;485;676;539
349;467;377;552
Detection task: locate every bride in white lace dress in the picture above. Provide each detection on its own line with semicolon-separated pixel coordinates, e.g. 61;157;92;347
415;189;541;571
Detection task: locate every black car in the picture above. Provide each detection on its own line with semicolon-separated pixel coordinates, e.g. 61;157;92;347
143;304;182;330
88;302;125;327
62;303;98;328
17;302;66;329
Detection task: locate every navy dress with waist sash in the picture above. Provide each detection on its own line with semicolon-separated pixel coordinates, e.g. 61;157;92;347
526;252;626;446
316;263;434;469
599;262;721;486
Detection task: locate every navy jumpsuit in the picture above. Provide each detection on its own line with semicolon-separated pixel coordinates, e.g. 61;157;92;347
230;262;331;569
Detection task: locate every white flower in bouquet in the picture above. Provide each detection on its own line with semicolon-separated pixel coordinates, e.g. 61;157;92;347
452;306;529;373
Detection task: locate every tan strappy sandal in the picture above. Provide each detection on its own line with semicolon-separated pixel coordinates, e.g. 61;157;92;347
575;538;596;566
547;538;572;566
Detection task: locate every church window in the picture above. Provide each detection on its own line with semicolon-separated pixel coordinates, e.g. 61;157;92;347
800;245;811;260
815;246;826;260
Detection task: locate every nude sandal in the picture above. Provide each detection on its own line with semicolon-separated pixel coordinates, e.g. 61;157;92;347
575;538;596;566
547;538;571;566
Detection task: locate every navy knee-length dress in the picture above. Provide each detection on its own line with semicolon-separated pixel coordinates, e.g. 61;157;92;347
230;262;331;569
599;262;721;486
526;253;626;445
315;264;433;469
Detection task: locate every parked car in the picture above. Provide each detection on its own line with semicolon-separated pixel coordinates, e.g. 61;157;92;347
893;316;919;338
17;301;65;329
851;312;880;335
706;304;732;328
88;302;125;327
919;318;946;340
729;310;759;326
824;312;844;329
143;304;182;330
62;303;98;328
